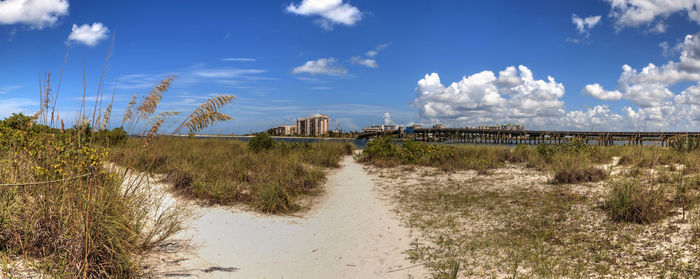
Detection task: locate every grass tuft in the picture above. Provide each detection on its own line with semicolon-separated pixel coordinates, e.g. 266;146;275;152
604;179;669;224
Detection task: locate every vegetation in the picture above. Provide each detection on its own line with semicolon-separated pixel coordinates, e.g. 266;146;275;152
0;113;186;278
371;145;700;278
359;136;612;182
604;179;669;224
111;136;354;213
357;137;510;173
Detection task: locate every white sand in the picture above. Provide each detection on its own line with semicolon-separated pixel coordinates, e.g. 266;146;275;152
144;156;426;278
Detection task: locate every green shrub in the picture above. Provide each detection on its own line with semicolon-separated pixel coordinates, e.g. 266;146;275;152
95;127;128;145
248;133;274;152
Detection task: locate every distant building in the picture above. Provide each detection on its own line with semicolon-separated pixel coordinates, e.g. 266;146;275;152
478;124;524;131
297;114;330;136
362;124;401;133
433;123;446;129
269;124;296;136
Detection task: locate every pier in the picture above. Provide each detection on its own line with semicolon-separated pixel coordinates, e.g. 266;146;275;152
356;128;700;146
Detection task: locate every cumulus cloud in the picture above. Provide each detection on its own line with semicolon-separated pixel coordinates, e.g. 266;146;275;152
67;23;109;46
383;112;392;125
582;83;623;101
572;14;601;35
607;0;700;32
581;32;700;109
0;0;68;29
286;0;362;30
292;58;347;75
569;31;700;130
351;56;378;68
413;65;568;127
410;61;700;131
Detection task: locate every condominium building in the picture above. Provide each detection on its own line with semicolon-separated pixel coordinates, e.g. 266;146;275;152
269;124;297;136
296;114;329;136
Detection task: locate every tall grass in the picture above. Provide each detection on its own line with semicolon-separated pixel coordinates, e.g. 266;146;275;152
0;114;186;277
604;179;669;224
110;135;353;213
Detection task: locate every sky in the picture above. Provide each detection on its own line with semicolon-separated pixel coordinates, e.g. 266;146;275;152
3;0;700;133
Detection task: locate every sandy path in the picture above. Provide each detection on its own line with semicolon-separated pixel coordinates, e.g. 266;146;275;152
144;156;426;278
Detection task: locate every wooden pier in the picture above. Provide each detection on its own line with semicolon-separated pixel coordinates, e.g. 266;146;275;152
356;128;700;146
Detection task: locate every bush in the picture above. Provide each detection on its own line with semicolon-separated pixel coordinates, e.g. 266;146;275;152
248;133;274;152
95;127;128;145
604;179;669;224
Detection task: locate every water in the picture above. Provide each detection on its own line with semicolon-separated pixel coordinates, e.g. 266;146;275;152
190;135;369;148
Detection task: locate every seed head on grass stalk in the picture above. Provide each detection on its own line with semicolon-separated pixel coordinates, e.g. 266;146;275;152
173;95;235;135
129;75;176;133
122;94;137;126
143;111;179;147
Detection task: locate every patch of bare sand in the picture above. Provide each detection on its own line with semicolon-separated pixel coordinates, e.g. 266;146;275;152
142;156;427;278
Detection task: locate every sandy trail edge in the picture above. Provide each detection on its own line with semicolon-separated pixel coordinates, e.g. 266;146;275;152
143;156;427;279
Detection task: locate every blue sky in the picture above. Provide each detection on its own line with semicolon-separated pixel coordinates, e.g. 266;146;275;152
3;0;700;133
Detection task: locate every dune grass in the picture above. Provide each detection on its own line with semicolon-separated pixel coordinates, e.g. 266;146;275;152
358;136;615;183
0;114;186;278
110;135;353;213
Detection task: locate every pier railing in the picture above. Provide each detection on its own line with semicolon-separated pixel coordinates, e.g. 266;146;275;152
356;128;700;146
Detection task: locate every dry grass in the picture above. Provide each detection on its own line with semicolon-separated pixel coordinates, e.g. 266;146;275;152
370;159;700;278
111;136;353;213
174;95;235;135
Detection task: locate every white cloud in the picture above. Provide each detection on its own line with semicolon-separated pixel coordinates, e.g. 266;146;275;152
383;112;392;125
572;14;601;35
221;57;256;62
623;83;673;107
351;56;378;68
292;58;347;75
286;0;362;30
606;0;700;32
366;43;389;57
412;65;565;126
582;83;623;100
572;31;700;130
675;83;700;104
192;68;266;78
0;0;68;29
0;85;21;94
0;98;35;118
68;22;109;46
580;32;700;108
